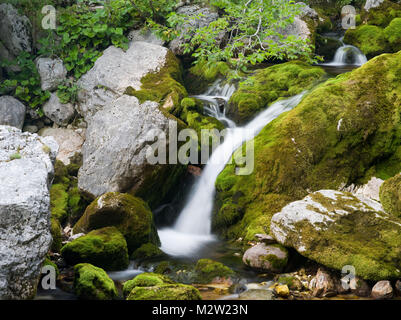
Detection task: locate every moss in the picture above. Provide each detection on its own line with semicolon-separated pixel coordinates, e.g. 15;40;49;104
73;192;160;253
154;261;172;274
276;276;302;291
227;61;327;124
379;173;401;217
384;18;401;52
194;259;234;284
61;227;129;271
362;0;401;27
42;257;59;277
214;51;401;241
73;263;118;300
50;217;62;253
131;243;166;261
129;272;174;287
343;24;390;58
50;184;69;223
124;50;187;113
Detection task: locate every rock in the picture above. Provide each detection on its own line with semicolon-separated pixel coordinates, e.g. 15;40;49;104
344;176;384;202
254;234;277;244
187;165;202;176
128;29;164;46
0;3;32;57
126;272;201;300
308;269;342;298
35;57;67;91
276;275;303;291
0;125;58;299
168;4;220;56
315;35;343;62
0;41;20;72
215;51;401;244
242;243;288;273
350;277;371;297
68;233;85;242
131;243;166;261
73;263;118;300
364;0;385;11
23;125;38;133
194;259;234;284
39;127;84;165
379;173;401;217
371;280;393;299
271;190;401;280
42;93;75;126
239;289;275;300
274;284;290;298
0;96;26;129
395;280;401;296
61;226;129;271
73;192;160;253
50;217;63;253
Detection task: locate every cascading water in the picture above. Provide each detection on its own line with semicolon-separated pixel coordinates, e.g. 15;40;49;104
158;80;306;257
324;37;367;66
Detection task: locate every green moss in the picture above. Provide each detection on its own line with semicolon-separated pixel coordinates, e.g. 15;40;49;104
380;173;401;217
384;18;401;52
50;184;69;223
276;276;302;291
73;192;160;253
42;257;59;277
61;227;129;271
73;263;118;300
50;217;62;253
227;61;327;124
154;261;172;274
343;25;390;58
194;259;234;284
214;51;401;241
131;243;166;261
362;0;401;27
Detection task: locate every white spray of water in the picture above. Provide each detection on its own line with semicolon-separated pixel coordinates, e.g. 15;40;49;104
324;37;367;66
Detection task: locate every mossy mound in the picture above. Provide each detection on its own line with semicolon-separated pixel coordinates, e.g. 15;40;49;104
271;190;401;280
227;61;327;124
361;0;401;27
131;243;166;261
73;192;160;253
73;263;118;300
61;227;129;271
214;51;401;241
242;243;288;273
343;24;390;58
194;259;234;284
384;18;401;52
124;272;201;300
379;173;401;217
50;217;63;253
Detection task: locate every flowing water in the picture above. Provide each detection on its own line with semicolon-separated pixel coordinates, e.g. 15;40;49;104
158;80;306;257
322;36;367;67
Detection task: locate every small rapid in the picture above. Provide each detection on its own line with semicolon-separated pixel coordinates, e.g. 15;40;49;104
323;37;367;66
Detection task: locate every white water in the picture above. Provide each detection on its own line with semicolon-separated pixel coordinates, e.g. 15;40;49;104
158;80;306;257
324;37;367;66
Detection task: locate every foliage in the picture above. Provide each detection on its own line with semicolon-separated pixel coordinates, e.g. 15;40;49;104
0;52;50;113
129;0;178;22
161;0;316;76
57;78;79;104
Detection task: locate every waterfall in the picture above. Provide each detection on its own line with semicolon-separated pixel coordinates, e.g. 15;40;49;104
324;37;367;66
158;81;306;257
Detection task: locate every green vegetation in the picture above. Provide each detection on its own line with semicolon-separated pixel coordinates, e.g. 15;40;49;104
194;259;234;283
73;263;118;300
131;243;166;260
380;173;401;217
384;18;401;52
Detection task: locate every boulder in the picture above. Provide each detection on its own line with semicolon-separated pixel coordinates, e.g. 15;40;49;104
35;57;67;91
371;280;393;299
194;259;234;284
271;190;401;280
61;226;129;271
214;51;401;242
344;176;384;202
0;125;58;299
128;29;164;46
123;272;175;297
0;3;32;57
73;263;117;300
274;284;290;298
365;0;385;11
350;277;371;297
39;127;85;165
0;96;26;129
242;243;288;273
42;93;75;126
308;269;343;298
73;192;160;253
379;173;401;217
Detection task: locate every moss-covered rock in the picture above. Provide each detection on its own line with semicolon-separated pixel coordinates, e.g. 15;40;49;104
361;0;401;27
50;217;63;253
343;24;390;58
270;190;401;280
276;275;303;291
384;18;401;52
131;243;166;261
73;263;118;300
214;51;401;241
194;259;234;284
227;61;327;124
242;243;288;273
379;173;401;217
50;183;69;223
73;192;160;253
315;35;343;61
61;227;129;271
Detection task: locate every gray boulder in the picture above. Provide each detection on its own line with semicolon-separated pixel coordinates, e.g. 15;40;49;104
0;96;26;129
42;93;75;126
364;0;385;11
242;243;288;273
0;3;32;57
271;190;401;280
0;126;58;299
371;280;393;299
35;57;67;91
128;29;164;46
